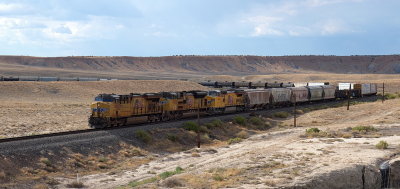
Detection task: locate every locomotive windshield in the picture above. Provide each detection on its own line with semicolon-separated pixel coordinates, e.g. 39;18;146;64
208;90;221;97
95;94;115;102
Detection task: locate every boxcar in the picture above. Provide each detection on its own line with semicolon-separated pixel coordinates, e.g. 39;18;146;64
218;81;234;88
266;82;282;88
19;76;39;81
270;88;291;104
3;77;19;81
39;77;58;81
307;86;324;101
360;83;378;96
59;77;79;81
251;82;266;88
289;87;309;103
235;81;251;88
199;81;217;87
281;83;295;88
244;89;271;109
78;77;99;81
322;85;336;100
370;83;378;95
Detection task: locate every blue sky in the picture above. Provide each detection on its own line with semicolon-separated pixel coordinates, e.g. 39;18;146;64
0;0;399;56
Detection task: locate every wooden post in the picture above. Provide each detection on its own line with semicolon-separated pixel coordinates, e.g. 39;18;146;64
382;82;385;103
197;101;201;148
293;94;297;127
347;84;351;110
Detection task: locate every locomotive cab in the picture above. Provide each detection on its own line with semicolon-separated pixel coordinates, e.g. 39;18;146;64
89;94;117;128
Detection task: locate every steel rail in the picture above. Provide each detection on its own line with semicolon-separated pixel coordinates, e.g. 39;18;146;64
0;95;378;144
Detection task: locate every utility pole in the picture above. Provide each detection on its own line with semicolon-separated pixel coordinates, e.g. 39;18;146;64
293;93;297;127
347;84;351;110
197;100;201;148
382;82;385;103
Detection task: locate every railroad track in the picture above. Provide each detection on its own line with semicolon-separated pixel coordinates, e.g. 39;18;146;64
0;96;379;144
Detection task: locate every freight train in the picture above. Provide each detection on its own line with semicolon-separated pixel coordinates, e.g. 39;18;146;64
88;82;377;128
0;76;116;81
198;81;330;89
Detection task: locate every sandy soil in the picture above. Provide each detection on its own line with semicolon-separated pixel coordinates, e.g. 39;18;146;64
0;80;208;138
0;76;398;138
55;98;400;188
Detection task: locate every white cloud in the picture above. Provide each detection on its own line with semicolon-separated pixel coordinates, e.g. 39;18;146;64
319;20;351;35
305;0;364;7
216;0;365;38
245;16;284;36
0;3;24;12
0;15;125;46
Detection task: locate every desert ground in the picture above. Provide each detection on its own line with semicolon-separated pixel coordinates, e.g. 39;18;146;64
0;75;399;188
0;75;398;138
0;80;208;138
56;96;400;188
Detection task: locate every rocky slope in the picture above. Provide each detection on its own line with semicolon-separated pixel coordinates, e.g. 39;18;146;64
1;55;400;77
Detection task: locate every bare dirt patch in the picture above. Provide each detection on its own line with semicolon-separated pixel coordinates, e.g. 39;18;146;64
0;80;208;138
52;98;400;189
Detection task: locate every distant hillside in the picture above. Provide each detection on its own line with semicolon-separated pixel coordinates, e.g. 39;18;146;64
1;55;400;77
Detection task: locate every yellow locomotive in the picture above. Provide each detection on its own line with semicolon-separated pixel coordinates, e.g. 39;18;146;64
89;90;235;128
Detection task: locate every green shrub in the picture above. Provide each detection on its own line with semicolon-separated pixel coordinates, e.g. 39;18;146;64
98;156;108;162
167;134;178;142
376;141;389;149
40;158;52;167
227;137;242;145
385;93;398;99
248;117;264;126
306;128;320;133
352;126;377;132
295;109;304;114
183;121;200;132
159;167;184;179
128;177;157;187
233;116;246;125
204;119;224;129
199;126;209;133
212;174;224;181
135;130;152;143
200;133;211;142
273;111;290;118
128;167;184;187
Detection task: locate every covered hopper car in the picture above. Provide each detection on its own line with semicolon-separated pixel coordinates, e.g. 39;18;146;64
89;83;377;128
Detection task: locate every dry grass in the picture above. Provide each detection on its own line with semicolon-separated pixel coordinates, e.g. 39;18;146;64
236;130;249;139
176;167;242;189
66;181;84;188
0;171;6;180
0;80;207;138
33;184;49;189
376;141;389;149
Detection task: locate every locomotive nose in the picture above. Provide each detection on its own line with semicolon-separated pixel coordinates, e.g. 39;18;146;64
91;102;109;116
